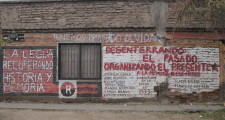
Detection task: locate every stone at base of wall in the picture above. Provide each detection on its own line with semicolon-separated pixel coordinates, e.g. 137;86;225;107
0;94;222;104
0;96;160;104
164;90;221;103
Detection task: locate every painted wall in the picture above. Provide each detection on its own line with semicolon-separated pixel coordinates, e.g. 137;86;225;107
2;47;58;94
59;81;101;98
102;46;220;98
0;32;223;101
1;46;102;97
0;0;224;101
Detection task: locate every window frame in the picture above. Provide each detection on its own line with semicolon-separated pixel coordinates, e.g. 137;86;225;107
58;43;102;80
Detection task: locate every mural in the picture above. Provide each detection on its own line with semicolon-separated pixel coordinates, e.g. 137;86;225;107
2;47;58;94
59;80;77;98
102;46;220;98
0;45;220;99
77;82;102;97
1;47;102;97
59;81;102;98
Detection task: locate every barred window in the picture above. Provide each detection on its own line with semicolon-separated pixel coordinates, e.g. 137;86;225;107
59;43;101;79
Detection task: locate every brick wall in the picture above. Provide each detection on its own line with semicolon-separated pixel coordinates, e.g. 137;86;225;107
1;1;154;30
0;32;224;102
0;0;224;102
1;0;224;31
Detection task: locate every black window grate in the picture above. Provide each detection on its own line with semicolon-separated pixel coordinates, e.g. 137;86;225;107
59;43;101;80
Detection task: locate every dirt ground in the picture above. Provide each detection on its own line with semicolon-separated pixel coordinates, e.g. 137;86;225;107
0;109;205;120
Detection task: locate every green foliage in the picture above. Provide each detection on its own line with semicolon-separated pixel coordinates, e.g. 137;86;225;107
200;109;225;120
0;37;5;55
0;39;3;43
0;39;4;46
176;0;225;30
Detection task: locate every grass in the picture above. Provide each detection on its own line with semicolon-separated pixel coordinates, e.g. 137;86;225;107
165;109;225;120
200;109;225;120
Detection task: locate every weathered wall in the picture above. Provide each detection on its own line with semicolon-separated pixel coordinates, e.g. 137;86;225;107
0;0;224;102
2;47;57;94
102;46;220;98
1;1;154;30
1;45;102;97
1;32;223;102
166;39;223;102
2;0;223;30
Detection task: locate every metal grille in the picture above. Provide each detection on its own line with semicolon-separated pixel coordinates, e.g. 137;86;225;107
59;44;101;79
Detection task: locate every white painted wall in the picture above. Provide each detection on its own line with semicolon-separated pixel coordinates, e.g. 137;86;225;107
102;46;220;99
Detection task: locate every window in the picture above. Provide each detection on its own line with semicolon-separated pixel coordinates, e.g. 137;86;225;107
59;43;101;79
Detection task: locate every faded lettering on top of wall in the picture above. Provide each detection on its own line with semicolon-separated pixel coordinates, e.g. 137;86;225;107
3;48;57;94
102;46;220;98
53;33;162;44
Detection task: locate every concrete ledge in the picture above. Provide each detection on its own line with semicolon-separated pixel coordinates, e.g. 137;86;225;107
0;102;224;112
0;0;176;3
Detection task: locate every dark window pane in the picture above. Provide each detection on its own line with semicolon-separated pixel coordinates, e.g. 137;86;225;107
60;44;80;79
81;45;101;79
59;44;101;79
